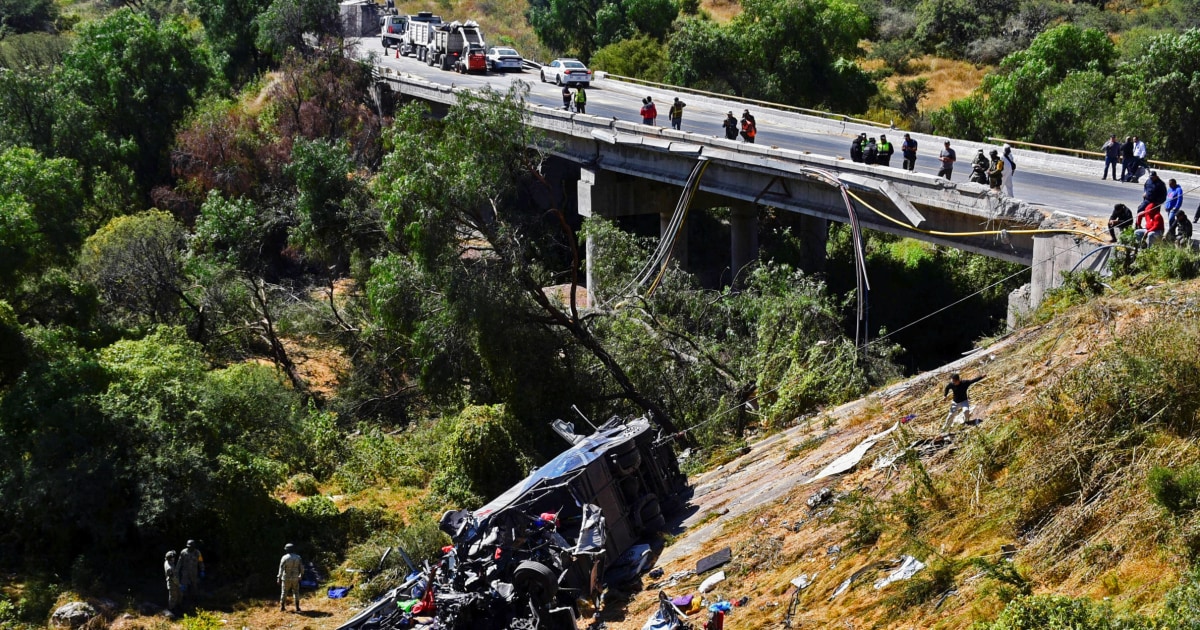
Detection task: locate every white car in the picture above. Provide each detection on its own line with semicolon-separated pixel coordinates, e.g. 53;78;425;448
485;47;524;72
540;59;592;87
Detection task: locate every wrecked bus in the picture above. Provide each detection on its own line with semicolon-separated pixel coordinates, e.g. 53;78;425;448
337;414;688;629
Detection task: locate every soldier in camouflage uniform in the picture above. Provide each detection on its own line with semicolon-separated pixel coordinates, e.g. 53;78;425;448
278;543;303;612
164;551;181;612
178;540;205;601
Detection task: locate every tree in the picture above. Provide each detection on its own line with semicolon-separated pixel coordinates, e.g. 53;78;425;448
1128;29;1200;163
286;138;377;268
52;10;217;195
188;0;273;80
77;211;202;335
590;34;671;81
0;33;68;154
370;88;678;434
0;147;86;271
254;0;340;59
668;0;875;110
0;0;59;34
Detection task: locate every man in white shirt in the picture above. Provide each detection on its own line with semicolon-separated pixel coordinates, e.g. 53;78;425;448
1132;137;1148;180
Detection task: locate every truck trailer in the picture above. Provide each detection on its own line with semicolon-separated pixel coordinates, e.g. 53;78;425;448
426;20;487;73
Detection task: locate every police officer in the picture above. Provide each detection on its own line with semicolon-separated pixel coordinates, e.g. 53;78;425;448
178;540;204;601
850;133;865;162
573;87;587;114
877;134;894;167
668;97;686;130
864;137;878;165
278;543;303;612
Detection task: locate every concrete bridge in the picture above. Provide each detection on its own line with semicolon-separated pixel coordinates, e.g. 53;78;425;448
362;55;1175;312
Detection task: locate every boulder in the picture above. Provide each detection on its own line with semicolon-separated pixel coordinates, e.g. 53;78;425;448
50;601;98;628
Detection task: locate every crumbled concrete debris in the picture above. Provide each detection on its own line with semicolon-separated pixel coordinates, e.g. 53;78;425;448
806;487;834;508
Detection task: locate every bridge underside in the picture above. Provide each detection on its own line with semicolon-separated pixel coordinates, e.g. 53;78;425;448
554;136;1039;266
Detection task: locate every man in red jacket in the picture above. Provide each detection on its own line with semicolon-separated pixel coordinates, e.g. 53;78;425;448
1135;202;1165;247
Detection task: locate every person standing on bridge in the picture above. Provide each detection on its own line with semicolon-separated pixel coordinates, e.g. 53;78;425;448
1002;145;1016;197
877;134;894;167
937;140;956;180
723;111;739;140
573;87;587;114
1120;136;1135;182
988;149;1004;191
668;97;686;130
1132;137;1148;181
864;137;878;165
850;133;866;162
1101;135;1121;180
562;86;572;111
1139;170;1167;215
640;97;657;125
901;133;918;171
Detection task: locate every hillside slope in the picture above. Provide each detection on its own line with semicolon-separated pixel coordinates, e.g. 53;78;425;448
605;278;1200;629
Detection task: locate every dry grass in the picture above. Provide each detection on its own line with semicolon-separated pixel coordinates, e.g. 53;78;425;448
603;280;1200;629
701;0;743;23
883;55;994;111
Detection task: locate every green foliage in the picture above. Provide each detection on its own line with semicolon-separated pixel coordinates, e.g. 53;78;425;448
345;523;450;602
430;405;533;506
914;0;1017;57
1036;269;1106;319
188;0;272;79
77;210;191;331
1133;241;1200;280
668;0;876;111
529;0;676;59
975;594;1148;629
1130;29;1200;164
1148;464;1200;517
0;147;86;269
335;426;428;493
192;191;268;269
288;473;320;496
254;0;340;59
53;9;218;193
0;0;58;34
834;490;885;548
179;610;224;630
286;138;376;268
589;34;670;81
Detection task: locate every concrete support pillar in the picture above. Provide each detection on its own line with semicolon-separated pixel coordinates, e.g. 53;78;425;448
797;214;828;274
577;168;611;307
730;203;760;287
1028;232;1111;309
660;211;688;271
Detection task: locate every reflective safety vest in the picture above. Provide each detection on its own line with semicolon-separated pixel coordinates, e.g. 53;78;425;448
575;90;587;104
879;141;892;153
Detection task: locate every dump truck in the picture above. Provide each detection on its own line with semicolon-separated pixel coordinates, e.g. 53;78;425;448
335;414;689;630
379;11;441;52
403;18;439;61
426;20;487;73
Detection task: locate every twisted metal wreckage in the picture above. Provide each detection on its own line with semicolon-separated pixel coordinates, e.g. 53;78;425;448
337;415;689;630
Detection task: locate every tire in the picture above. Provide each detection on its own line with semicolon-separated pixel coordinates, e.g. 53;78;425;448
539;70;546;83
512;561;558;606
611;446;641;477
555;75;562;86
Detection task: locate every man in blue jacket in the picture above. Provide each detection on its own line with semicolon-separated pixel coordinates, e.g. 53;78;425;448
1139;171;1167;214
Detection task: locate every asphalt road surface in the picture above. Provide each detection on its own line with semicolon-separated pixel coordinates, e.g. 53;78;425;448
352;38;1156;224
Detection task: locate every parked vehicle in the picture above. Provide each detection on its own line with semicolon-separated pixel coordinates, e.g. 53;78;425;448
379;11;441;51
427;21;487;73
335;414;688;630
485;46;523;72
540;59;592;87
402;17;439;60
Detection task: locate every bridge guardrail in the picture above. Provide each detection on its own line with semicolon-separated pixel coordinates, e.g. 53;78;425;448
989;136;1200;173
600;72;891;130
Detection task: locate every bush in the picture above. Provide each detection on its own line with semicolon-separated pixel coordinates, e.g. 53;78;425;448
180;610;224;630
1133;243;1200;280
1148;465;1200;516
288;473;320;496
430;405;533;507
975;594;1146;629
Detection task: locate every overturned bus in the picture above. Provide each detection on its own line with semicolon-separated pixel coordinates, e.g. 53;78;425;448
337;414;689;629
